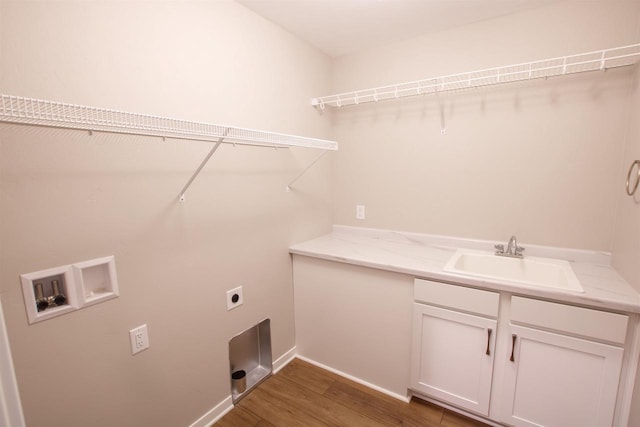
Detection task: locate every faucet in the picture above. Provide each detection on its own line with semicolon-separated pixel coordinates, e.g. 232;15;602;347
495;235;525;258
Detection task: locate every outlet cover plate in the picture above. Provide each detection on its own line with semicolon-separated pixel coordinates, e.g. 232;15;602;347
129;324;149;355
226;286;243;311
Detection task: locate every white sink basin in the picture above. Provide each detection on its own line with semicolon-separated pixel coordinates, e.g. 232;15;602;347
443;249;584;293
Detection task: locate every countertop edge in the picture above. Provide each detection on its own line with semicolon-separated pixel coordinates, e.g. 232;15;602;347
290;237;640;314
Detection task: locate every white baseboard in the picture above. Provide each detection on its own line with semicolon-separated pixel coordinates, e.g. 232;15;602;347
188;347;297;427
410;391;502;427
295;355;410;403
189;349;410;427
272;346;297;374
188;395;233;427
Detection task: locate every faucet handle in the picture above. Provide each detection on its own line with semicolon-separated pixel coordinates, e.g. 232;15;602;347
515;246;525;256
494;244;505;253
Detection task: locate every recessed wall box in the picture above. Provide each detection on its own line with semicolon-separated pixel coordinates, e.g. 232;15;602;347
228;318;272;404
21;256;119;324
72;256;119;308
21;266;78;324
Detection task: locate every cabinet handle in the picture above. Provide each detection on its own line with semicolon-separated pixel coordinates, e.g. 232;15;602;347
485;328;492;356
510;334;517;362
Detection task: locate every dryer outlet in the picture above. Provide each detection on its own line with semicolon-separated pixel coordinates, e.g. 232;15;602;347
226;286;243;311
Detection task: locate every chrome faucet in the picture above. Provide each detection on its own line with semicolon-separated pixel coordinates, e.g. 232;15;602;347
495;235;525;258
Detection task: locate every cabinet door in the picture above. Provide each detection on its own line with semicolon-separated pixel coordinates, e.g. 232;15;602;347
410;303;497;416
501;325;624;427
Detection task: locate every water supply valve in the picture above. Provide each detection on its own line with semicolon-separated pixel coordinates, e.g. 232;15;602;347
34;282;49;312
32;277;68;312
51;279;67;306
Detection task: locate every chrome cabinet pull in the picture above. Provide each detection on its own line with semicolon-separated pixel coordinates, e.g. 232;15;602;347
486;328;492;356
510;334;517;362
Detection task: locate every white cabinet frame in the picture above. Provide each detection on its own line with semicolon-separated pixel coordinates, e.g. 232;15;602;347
411;303;497;415
501;324;624;427
410;279;637;427
0;297;26;427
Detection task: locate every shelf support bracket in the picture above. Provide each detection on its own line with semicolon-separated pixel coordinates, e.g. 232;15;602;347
435;83;446;135
179;128;229;202
286;150;329;192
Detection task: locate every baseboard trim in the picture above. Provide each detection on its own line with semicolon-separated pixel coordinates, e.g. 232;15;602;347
272;346;297;374
188;395;233;427
295;355;410;403
410;391;502;427
188;347;297;427
189;350;410;426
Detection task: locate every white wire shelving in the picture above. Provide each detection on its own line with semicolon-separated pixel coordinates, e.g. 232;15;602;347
0;94;338;200
311;44;640;109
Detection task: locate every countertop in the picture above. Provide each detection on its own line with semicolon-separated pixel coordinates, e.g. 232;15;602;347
289;226;640;314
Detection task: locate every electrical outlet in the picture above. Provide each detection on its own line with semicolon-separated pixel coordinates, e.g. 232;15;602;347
356;205;365;220
226;286;243;311
129;324;149;355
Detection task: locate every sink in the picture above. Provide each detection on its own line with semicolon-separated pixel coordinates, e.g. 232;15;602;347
443;249;584;293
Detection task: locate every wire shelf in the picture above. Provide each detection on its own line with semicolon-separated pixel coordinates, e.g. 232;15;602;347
0;94;338;150
311;44;640;108
0;93;338;200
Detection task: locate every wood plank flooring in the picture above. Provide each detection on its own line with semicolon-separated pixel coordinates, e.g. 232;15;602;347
215;359;490;427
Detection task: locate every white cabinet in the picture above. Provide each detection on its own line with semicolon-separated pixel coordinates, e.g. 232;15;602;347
502;325;623;427
411;303;497;415
410;279;499;416
501;297;627;427
410;280;630;427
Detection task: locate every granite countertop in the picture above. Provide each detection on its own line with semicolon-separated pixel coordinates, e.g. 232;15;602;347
290;226;640;314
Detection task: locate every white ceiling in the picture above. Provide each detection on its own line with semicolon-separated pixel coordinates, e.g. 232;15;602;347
237;0;558;57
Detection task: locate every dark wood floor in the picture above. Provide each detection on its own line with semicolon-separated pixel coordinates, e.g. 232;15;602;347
215;358;490;426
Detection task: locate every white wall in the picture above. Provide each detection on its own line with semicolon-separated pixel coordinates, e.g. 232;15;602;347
613;18;640;426
0;1;332;426
613;41;640;292
3;1;640;425
327;1;640;422
330;0;640;251
293;255;414;398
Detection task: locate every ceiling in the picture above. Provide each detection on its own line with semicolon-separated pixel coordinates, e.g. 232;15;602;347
237;0;558;57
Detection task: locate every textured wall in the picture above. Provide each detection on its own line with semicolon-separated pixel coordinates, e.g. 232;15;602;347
0;1;332;426
613;14;640;426
293;255;414;398
330;1;640;251
613;34;640;293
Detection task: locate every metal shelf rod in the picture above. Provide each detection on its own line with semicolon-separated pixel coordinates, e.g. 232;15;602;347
0;94;338;200
0;94;338;150
312;44;640;108
1;120;290;149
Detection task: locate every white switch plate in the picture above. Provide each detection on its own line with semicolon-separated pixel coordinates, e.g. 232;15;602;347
356;205;365;220
226;286;243;311
129;324;149;355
